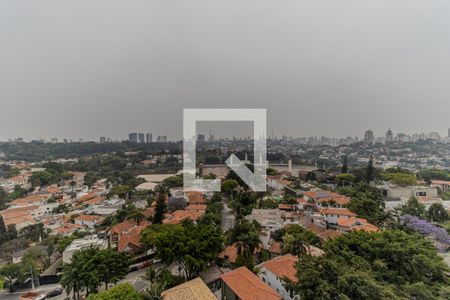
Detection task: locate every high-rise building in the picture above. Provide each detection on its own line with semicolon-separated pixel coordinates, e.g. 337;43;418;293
146;133;153;143
198;134;205;142
157;135;168;142
364;130;375;145
99;136;106;143
385;129;394;143
138;133;145;143
128;132;138;143
448;128;450;138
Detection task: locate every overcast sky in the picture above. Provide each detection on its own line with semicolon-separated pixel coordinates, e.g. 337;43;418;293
1;1;450;141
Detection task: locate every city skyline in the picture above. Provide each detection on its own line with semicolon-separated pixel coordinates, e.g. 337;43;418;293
3;1;450;141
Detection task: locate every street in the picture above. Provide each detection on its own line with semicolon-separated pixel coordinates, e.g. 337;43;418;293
221;200;235;232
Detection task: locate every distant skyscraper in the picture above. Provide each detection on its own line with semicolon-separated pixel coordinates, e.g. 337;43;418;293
128;132;138;143
197;134;205;142
138;133;145;143
448;128;450;138
146;133;152;143
99;136;106;143
385;129;394;143
157;135;168;142
364;130;375;145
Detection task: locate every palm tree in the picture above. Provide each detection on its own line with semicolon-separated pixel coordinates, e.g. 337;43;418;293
127;211;145;225
61;262;82;300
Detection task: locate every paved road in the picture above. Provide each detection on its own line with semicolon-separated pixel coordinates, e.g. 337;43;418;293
221;200;235;232
0;263;165;300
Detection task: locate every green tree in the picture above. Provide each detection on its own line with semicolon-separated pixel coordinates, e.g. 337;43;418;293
401;197;426;218
0;215;7;244
61;248;130;298
365;155;374;182
109;185;131;199
97;249;130;290
152;192;167;224
221;179;238;196
336;173;355;186
153;222;223;279
0;263;26;292
88;283;141;300
427;203;449;223
341;157;348;174
127;211;145;226
337;183;387;226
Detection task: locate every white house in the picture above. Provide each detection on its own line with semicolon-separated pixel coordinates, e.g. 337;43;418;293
258;254;299;300
62;235;107;264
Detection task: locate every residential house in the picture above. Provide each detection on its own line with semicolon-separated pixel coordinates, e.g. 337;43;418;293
320;208;357;227
220;266;282;300
431;180;450;191
258;254;298;300
245;209;284;231
108;220;150;253
161;277;216;300
74;215;104;229
337;217;379;233
62;235;107;263
163;210;204;224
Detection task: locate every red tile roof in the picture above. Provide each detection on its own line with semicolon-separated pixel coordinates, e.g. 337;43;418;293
162;210;204;224
187;192;207;204
262;254;299;282
218;244;238;263
321;208;356;217
220;267;281;300
269;242;282;254
317;230;342;241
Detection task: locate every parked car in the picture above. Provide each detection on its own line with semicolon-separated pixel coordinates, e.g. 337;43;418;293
46;288;63;298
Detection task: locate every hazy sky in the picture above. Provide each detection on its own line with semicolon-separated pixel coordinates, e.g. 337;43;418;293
1;1;450;141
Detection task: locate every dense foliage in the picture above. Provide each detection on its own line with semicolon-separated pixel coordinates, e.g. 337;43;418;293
289;230;450;300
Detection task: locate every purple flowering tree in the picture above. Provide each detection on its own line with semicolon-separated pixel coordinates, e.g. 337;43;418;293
400;214;450;247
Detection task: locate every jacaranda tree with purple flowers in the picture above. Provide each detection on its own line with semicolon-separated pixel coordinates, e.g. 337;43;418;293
400;214;450;246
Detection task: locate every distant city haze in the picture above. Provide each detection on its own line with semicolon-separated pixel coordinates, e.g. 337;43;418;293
1;1;450;141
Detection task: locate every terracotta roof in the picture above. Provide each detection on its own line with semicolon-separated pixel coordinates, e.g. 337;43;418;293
317;197;350;206
4;214;35;227
317;230;342;241
296;198;308;204
83;196;104;205
262;254;299;283
337;217;368;227
0;206;37;219
218;244;238;263
187;192;207;204
278;204;294;210
338;217;379;232
55;223;84;234
269;242;282;254
306;223;326;234
77;193;97;203
161;277;216;300
303;191;350;205
117;224;149;252
75;215;104;223
110;220;138;235
163;210;204;224
351;223;380;233
220;267;281;300
10;195;49;205
185;204;207;211
321;208;356;217
431;180;450;185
